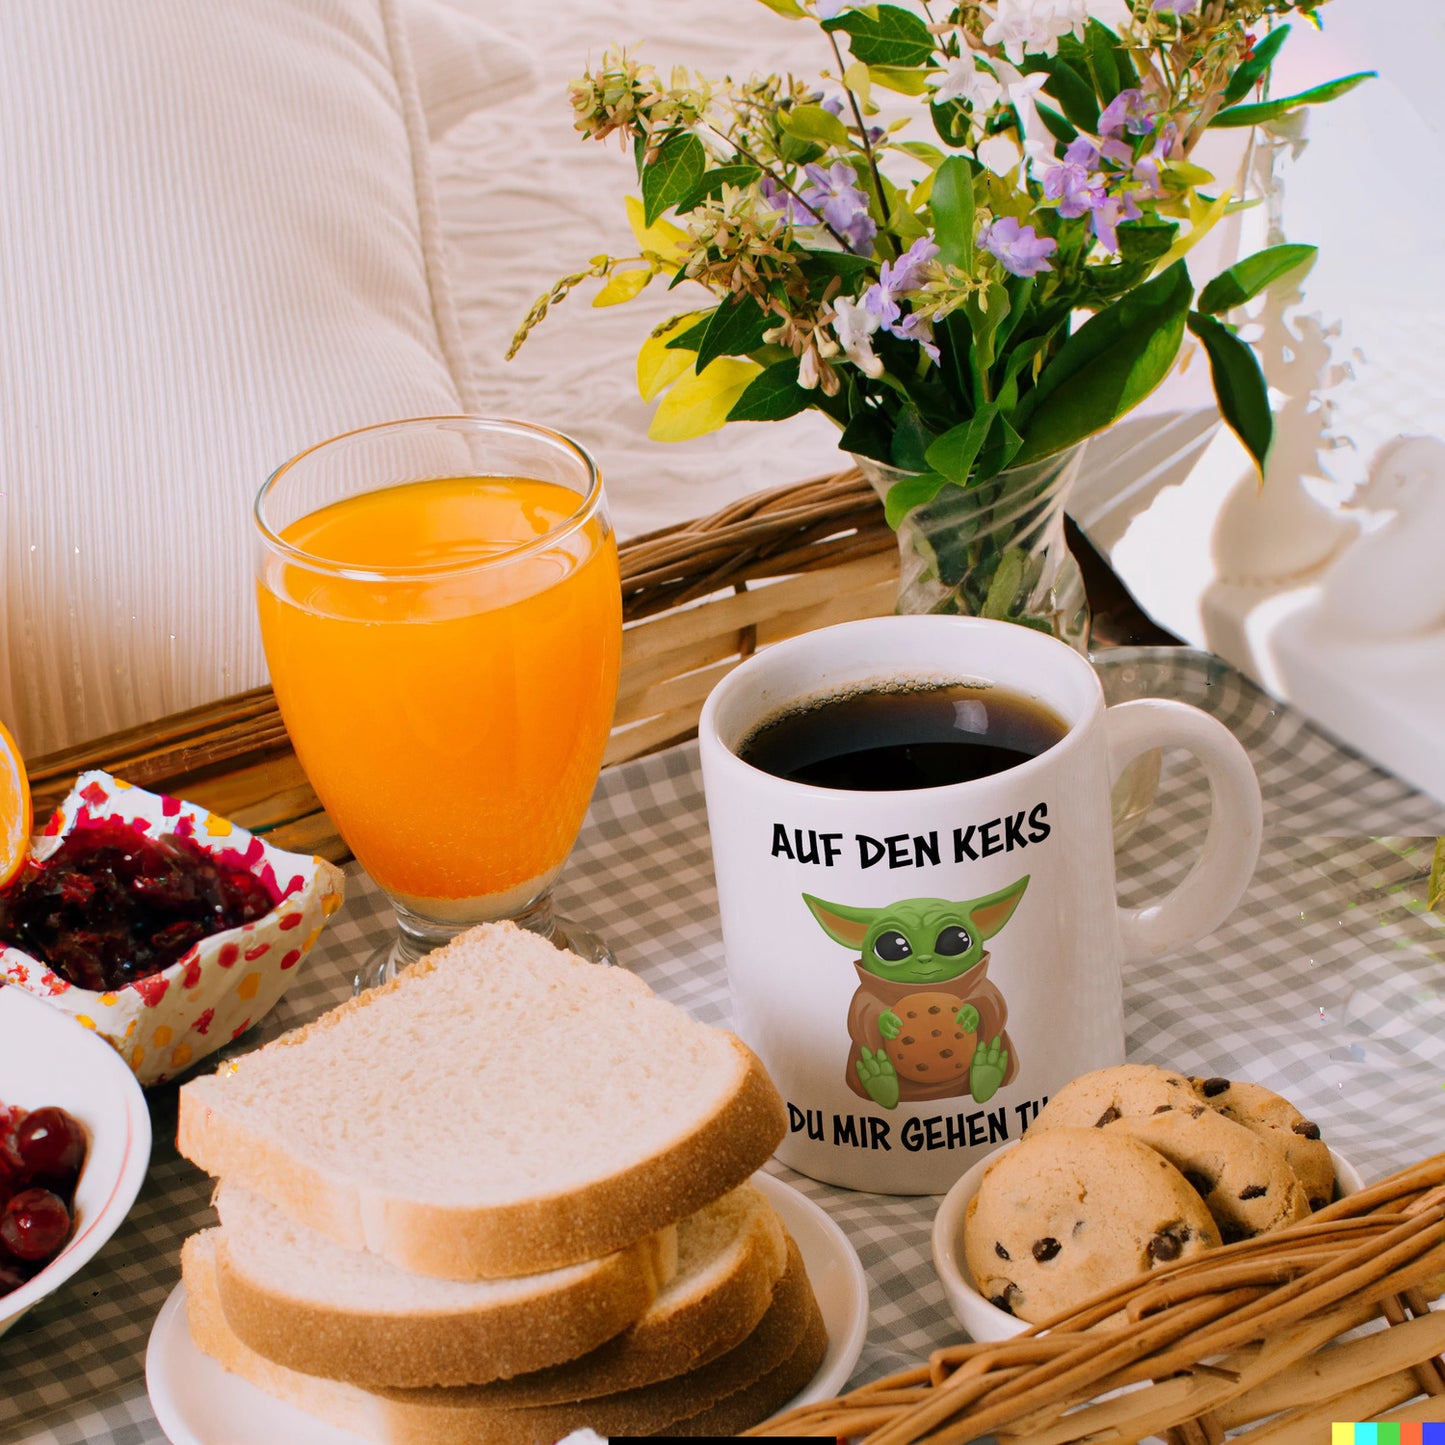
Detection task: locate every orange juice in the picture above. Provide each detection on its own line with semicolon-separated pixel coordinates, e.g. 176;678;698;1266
256;476;621;908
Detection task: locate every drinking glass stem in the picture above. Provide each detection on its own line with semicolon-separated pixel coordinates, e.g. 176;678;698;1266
354;890;615;994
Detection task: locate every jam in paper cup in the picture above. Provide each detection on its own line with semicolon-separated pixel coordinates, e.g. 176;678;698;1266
0;771;345;1085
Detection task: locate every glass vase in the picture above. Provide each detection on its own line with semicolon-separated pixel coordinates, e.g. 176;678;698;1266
856;441;1090;653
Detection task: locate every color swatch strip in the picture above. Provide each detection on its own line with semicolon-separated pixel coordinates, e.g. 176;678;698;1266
1332;1424;1445;1444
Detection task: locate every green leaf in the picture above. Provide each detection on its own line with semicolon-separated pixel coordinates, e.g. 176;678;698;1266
1222;24;1291;107
924;404;999;488
883;470;950;527
727;357;811;422
1211;72;1374;128
641;132;707;226
839;406;894;465
1198;243;1317;313
1118;223;1179;266
665;311;714;351
822;5;936;68
780;103;852;149
1429;838;1445;916
889;406;934;473
1034;101;1077;148
974;410;1023;479
1083;21;1120;103
895;139;947;166
1013;260;1192;464
674;164;762;213
753;0;808;15
929;156;975;270
964;281;1009;378
1187;311;1273;473
868;64;933;97
1021;55;1099;134
981;547;1029;620
695;294;771;372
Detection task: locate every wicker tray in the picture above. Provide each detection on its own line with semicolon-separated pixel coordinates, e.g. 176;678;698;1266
755;1155;1445;1442
23;467;899;860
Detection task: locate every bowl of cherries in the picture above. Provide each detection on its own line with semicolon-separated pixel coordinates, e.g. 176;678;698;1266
0;982;151;1334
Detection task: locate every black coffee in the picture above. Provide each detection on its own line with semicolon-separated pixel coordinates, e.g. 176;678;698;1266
738;681;1067;791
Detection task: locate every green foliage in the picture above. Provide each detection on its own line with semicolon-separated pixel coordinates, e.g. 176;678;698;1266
641;132;706;226
727;357;811;422
516;0;1366;527
1197;244;1317;313
821;5;935;68
695;295;771;372
1013;261;1193;464
1212;72;1375;128
1187;312;1273;472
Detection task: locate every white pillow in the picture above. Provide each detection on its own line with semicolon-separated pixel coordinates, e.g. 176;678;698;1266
403;0;537;140
0;0;487;758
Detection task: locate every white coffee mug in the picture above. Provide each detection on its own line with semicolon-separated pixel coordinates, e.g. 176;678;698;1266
698;616;1263;1194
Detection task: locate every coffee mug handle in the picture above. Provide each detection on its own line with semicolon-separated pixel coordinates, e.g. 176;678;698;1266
1104;699;1263;964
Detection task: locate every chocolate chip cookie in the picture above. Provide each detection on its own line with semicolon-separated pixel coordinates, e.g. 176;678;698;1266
1193;1076;1334;1211
1112;1107;1311;1242
963;1126;1221;1325
1032;1063;1204;1131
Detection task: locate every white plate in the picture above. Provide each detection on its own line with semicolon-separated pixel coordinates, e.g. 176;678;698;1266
0;983;152;1335
146;1171;869;1444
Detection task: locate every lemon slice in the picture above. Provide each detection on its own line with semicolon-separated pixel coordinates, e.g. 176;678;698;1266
0;719;32;888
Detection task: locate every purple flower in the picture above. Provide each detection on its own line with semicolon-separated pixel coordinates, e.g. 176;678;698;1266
1099;88;1157;139
1091;192;1142;252
979;216;1057;277
759;175;816;227
856;238;941;358
860;280;901;330
881;237;940;294
1063;135;1101;169
893;311;940;364
798;161;877;254
1153;0;1198;13
1042;156;1105;218
1131;122;1178;197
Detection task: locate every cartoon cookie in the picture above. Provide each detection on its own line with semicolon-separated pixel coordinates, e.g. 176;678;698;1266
804;878;1028;1111
886;991;976;1085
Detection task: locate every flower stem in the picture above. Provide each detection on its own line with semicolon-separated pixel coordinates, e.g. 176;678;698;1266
826;29;896;252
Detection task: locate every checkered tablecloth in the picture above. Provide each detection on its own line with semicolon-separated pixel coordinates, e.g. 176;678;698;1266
4;648;1444;1444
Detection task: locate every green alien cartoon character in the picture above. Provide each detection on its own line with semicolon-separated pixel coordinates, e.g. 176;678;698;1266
803;878;1029;1111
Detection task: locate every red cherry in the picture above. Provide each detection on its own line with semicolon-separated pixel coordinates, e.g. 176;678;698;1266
15;1107;86;1189
0;1256;31;1298
0;1187;72;1262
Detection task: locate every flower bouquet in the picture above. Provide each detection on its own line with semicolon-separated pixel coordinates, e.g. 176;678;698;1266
512;0;1368;636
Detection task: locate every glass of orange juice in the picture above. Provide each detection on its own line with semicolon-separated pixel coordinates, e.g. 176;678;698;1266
254;417;622;988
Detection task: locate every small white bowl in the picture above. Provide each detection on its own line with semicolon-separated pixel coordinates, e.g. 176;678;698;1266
0;983;152;1335
932;1138;1365;1342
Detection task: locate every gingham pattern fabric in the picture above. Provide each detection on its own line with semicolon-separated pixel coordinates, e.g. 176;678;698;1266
4;648;1443;1444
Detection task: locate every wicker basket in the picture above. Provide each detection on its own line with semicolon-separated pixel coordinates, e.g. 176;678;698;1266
24;466;898;859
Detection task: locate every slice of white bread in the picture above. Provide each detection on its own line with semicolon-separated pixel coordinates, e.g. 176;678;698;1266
183;1231;827;1444
462;1180;789;1404
211;1179;786;1389
177;923;787;1279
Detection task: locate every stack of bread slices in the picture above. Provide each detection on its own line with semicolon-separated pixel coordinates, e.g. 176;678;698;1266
175;923;825;1443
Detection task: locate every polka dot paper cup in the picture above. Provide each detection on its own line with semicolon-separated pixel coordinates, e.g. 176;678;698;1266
0;770;345;1085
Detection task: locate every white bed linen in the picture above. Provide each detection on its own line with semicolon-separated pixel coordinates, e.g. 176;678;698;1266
428;0;849;542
